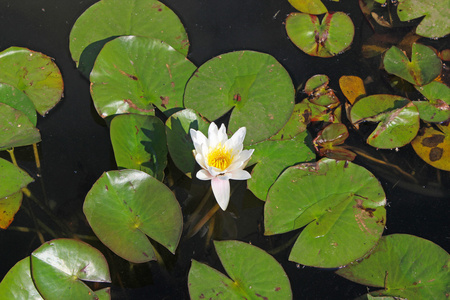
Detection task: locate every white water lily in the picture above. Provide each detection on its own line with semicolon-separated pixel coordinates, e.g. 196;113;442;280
190;122;254;211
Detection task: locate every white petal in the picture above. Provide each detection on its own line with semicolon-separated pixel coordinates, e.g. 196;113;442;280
211;177;230;210
208;122;219;147
226;149;254;171
190;129;207;155
217;123;228;145
196;169;213;180
229;169;251;180
195;153;207;170
224;127;246;152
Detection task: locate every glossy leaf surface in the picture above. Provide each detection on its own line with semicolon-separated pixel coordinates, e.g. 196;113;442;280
265;159;386;268
0;257;43;300
0;83;37;126
90;36;196;117
414;81;450;123
184;50;295;144
288;0;327;14
188;240;292;299
0;192;22;229
0;157;33;199
83;169;182;263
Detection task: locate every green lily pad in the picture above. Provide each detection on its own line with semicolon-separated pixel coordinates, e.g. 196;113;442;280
0;83;37;126
69;0;189;76
411;124;450;171
110;114;168;181
269;101;311;140
0;257;43;300
184;50;295;144
247;131;315;201
188;240;292;299
165;108;210;178
83;169;182;263
0;47;63;116
313;123;356;161
303;98;341;123
0;191;22;229
304;74;339;107
265;158;386;268
0;103;41;151
413;81;450;123
337;234;450;299
350;94;420;149
0;157;33;199
288;0;327;14
286;12;355;58
383;44;441;86
397;0;450;39
90;36;196;117
31;239;111;300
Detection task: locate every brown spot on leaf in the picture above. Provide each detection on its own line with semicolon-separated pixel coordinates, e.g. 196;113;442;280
142;252;149;257
119;69;138;80
124;99;155;113
135;126;139;135
160;96;169;109
255;293;268;300
275;287;281;291
422;134;445;147
233;93;241;102
429;147;443;161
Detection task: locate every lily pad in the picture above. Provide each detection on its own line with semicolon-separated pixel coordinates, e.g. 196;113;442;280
0;157;33;199
0;83;37;126
304;75;339;107
313;123;356;161
411;124;450;171
288;0;327;14
339;75;366;105
165;108;210;178
0;257;43;300
286;12;355;58
337;234;450;299
383;44;441;86
188;240;292;299
269;101;311;140
247;131;315;201
110;114;168;181
69;0;189;76
0;103;41;151
413;81;450;123
90;36;196;117
350;94;420;149
31;239;111;300
0;47;63;115
397;0;450;39
265;158;386;268
0;192;22;229
183;50;295;144
83;169;183;263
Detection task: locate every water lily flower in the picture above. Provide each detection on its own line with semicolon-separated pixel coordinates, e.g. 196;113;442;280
190;122;254;211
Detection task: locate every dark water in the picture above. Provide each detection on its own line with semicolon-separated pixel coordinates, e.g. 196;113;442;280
0;0;448;299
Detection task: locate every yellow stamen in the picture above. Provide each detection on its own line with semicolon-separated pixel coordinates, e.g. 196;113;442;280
207;145;232;171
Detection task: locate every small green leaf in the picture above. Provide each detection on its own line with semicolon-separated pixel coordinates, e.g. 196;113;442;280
0;83;37;126
0;191;22;229
269;101;311;140
413;81;450;123
314;123;356;161
288;0;327;14
0;257;43;300
0;157;33;199
304;74;339;107
83;169;183;263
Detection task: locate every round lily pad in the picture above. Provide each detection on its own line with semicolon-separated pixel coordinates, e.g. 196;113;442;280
165;108;210;178
414;81;450;123
0;83;37;126
337;234;450;299
0;47;63;116
0;257;43;300
90;36;196;117
265;158;386;268
184;51;295;144
350;94;420;149
110;114;168;181
188;240;292;299
83;169;183;263
0;157;33;199
286;12;355;58
0;191;22;229
411;124;450;171
69;0;189;76
31;239;111;300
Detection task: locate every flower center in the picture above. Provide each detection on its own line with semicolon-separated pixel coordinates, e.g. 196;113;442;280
208;145;232;171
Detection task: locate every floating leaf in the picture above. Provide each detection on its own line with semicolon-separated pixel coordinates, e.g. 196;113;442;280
288;0;327;14
383;44;441;86
31;239;110;300
0;47;63;115
269;101;311;140
265;158;386;268
184;51;295;144
69;0;189;76
83;169;182;263
0;103;41;151
90;36;195;117
350;94;420;149
413;81;450;123
110;114;167;181
0;157;33;199
337;234;450;299
0;83;37;126
165;108;210;178
411;124;450;171
0;257;43;300
286;12;355;58
0;192;22;229
397;0;450;39
188;240;292;299
339;75;366;105
313;123;356;161
247;131;315;201
304;74;339;107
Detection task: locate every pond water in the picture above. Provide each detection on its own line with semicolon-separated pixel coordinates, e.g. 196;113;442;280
0;0;448;299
